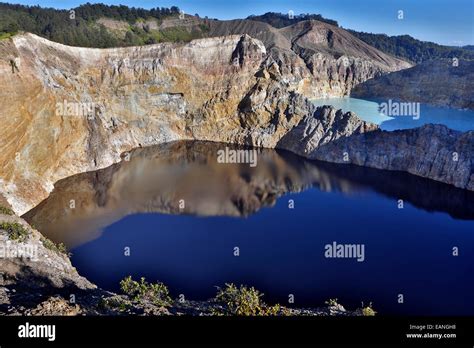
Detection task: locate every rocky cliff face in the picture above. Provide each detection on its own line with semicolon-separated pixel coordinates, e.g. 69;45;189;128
0;33;470;217
276;108;473;192
207;19;412;98
0;33;264;214
0;210;96;314
0;33;380;215
277;105;379;155
352;59;474;109
310;124;474;191
0;212;92;289
129;17;412;96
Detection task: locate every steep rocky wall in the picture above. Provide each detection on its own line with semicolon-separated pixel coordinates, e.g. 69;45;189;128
208;19;412;98
0;34;268;214
309;125;474;191
276;107;473;192
0;33;471;217
1;33;381;215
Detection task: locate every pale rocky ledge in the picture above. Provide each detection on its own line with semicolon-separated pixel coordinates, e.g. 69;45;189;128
0;32;472;215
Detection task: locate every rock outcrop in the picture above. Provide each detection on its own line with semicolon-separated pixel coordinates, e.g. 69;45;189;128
0;210;98;314
309;124;474;191
352;59;474;109
207;19;412;98
0;212;93;288
277;105;379;155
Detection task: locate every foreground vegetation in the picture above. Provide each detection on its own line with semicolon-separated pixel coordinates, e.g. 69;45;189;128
40;236;70;256
102;276;376;316
120;276;172;306
0;205;14;216
213;283;282;316
0;221;29;242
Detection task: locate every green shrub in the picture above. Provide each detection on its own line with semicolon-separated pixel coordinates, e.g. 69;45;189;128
0;205;15;215
120;276;172;307
325;298;340;307
99;297;131;312
0;32;15;40
41;237;70;257
214;283;281;316
361;302;376;316
0;222;29;242
198;23;210;33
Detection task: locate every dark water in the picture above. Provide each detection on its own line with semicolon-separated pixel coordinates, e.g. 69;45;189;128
24;141;474;315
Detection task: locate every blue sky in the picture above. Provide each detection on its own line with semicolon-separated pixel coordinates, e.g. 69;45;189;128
8;0;474;45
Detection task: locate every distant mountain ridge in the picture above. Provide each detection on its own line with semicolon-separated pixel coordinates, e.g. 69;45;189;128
246;11;339;28
0;3;472;64
204;17;411;98
244;12;474;63
348;31;474;64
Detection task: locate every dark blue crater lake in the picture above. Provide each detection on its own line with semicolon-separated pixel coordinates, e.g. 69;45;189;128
24;141;474;316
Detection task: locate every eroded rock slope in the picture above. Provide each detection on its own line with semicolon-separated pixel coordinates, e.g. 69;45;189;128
0;33;471;216
0;33;377;214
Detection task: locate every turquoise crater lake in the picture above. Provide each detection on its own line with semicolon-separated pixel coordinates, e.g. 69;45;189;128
311;97;474;132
